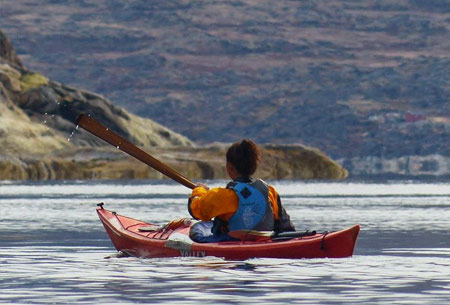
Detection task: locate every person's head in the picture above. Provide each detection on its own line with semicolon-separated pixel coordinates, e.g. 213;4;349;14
226;139;261;179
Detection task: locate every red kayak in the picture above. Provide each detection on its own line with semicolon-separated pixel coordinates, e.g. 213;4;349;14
97;204;360;260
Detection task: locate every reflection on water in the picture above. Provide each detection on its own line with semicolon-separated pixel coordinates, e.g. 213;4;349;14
2;247;450;305
0;180;449;304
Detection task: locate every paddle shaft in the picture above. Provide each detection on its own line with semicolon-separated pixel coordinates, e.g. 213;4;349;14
76;114;196;189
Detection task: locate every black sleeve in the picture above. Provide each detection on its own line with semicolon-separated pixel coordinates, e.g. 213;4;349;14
187;197;198;220
274;194;296;232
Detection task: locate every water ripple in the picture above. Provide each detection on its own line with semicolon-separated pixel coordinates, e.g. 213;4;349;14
0;181;449;304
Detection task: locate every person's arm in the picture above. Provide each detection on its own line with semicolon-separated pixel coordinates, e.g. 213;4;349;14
268;185;296;232
188;187;238;221
268;186;280;220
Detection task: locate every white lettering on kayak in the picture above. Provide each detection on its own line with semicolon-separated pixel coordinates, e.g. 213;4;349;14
180;250;206;257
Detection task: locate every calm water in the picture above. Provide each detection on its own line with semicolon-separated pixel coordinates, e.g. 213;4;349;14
0;180;449;304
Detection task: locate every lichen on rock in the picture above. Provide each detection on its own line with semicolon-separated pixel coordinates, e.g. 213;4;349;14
19;72;49;93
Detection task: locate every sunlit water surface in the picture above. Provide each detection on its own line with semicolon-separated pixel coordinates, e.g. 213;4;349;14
1;180;449;304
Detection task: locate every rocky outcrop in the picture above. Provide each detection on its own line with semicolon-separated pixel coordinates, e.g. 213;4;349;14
0;30;192;157
0;30;347;181
0;145;348;181
0;31;23;69
0;70;71;156
17;80;192;149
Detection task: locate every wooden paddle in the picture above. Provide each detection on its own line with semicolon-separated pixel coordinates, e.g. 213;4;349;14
75;114;196;189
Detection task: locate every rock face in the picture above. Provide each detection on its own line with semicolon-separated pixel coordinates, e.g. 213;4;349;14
0;30;191;157
0;145;348;181
0;30;347;180
0;31;23;69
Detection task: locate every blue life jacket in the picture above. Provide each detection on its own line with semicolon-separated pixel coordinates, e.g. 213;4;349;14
227;179;274;231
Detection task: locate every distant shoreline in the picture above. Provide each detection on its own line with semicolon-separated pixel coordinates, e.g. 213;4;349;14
0;144;348;181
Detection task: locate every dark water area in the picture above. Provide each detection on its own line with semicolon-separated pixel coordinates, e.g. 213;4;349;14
1;180;449;304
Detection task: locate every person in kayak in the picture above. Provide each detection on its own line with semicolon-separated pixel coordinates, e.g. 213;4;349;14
188;139;295;242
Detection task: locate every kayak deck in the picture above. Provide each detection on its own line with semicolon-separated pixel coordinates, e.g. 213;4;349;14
97;204;360;260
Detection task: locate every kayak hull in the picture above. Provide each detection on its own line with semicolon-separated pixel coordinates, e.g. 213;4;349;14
97;205;360;260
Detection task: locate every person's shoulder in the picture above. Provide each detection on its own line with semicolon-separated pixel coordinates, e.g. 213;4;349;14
225;181;237;188
257;178;267;184
254;178;271;188
209;186;234;194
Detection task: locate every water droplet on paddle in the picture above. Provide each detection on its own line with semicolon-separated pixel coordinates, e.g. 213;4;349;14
116;146;120;149
67;130;76;142
76;125;79;130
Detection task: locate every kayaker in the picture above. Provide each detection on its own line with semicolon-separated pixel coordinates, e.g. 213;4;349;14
188;139;295;242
